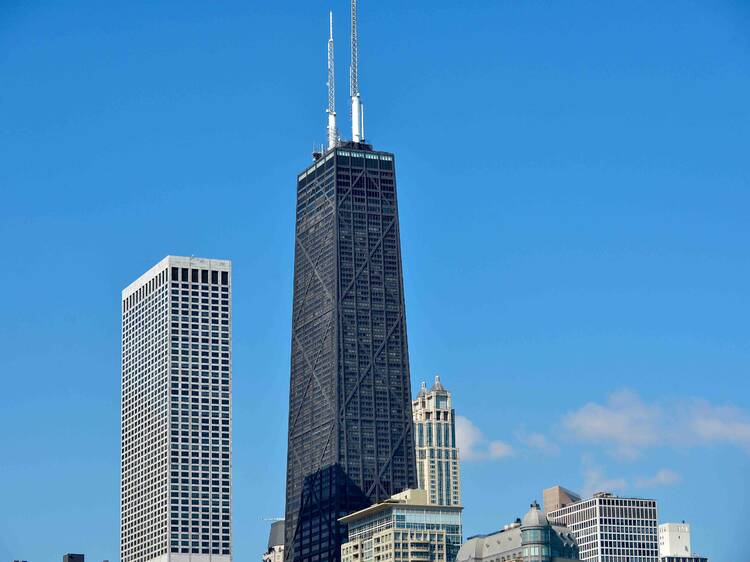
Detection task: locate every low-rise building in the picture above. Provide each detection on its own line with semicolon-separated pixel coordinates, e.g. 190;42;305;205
262;520;284;562
659;523;691;558
457;501;579;562
340;489;463;562
659;521;708;562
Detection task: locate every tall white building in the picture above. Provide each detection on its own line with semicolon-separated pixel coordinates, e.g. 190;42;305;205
659;523;691;557
547;491;658;562
412;376;461;506
121;256;232;562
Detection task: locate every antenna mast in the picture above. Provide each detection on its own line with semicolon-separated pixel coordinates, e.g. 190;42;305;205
327;12;338;150
350;0;363;143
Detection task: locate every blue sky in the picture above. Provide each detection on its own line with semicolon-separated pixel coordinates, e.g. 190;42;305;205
1;1;749;561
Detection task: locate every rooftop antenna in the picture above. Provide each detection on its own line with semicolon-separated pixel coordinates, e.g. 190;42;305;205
350;0;364;143
326;12;338;150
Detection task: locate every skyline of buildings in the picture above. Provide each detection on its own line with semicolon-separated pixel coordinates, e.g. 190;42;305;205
107;7;711;562
4;0;745;561
117;254;708;562
121;256;232;562
413;376;462;507
457;501;579;562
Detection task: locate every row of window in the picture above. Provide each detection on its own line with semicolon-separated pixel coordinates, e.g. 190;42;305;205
171;267;229;286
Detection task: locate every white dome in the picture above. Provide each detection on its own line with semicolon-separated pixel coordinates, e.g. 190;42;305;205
521;501;548;528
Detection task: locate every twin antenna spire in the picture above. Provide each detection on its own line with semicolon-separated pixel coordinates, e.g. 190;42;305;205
326;0;364;150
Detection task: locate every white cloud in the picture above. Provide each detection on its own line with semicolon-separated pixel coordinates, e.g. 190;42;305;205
488;440;515;458
635;468;681;489
579;461;681;497
516;431;561;455
688;402;750;451
563;390;660;459
562;389;750;459
455;415;514;461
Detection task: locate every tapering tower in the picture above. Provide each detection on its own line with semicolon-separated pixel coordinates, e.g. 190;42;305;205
284;5;417;562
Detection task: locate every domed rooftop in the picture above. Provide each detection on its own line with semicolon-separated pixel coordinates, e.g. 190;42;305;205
430;375;447;393
522;501;549;528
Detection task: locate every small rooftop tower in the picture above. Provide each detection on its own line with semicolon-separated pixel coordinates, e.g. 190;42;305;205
350;0;364;142
326;12;338;150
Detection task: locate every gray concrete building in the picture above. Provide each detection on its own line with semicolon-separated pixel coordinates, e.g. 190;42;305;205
458;501;579;562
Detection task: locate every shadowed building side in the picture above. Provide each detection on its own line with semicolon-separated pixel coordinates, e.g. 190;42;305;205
284;144;418;562
285;3;417;560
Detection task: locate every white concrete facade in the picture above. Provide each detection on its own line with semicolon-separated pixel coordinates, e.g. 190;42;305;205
412;376;461;506
121;256;232;562
262;545;284;562
659;523;692;557
548;492;658;562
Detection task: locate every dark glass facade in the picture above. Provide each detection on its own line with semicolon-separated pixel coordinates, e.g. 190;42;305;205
285;143;417;562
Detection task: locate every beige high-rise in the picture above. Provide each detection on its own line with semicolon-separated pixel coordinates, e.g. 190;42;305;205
543;485;581;514
412;376;461;506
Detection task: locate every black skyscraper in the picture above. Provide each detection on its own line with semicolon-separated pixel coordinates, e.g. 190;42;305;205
284;142;417;562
